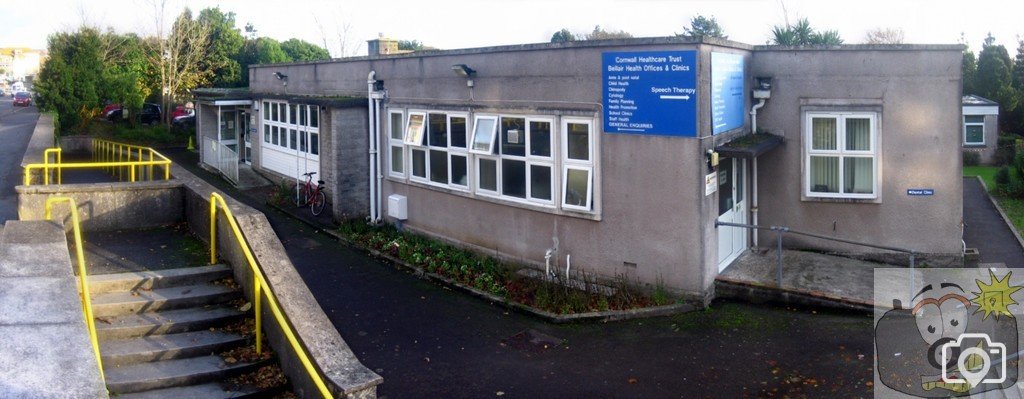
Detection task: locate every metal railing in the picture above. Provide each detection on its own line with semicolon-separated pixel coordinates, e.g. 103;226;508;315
208;192;333;399
716;221;917;293
202;137;239;184
45;197;104;381
43;147;62;184
22;139;172;186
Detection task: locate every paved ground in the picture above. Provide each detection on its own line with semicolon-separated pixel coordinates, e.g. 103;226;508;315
74;225;209;275
165;149;875;398
0;98;38;224
963;176;1024;268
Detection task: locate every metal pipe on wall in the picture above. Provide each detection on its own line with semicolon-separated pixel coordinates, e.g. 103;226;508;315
367;71;379;223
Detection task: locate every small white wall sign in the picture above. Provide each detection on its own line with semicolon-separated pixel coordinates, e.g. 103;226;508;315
705;172;718;196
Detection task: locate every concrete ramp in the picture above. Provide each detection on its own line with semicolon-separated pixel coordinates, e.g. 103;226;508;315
0;221;108;398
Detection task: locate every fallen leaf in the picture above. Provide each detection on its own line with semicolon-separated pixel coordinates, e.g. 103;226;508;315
628;377;638;384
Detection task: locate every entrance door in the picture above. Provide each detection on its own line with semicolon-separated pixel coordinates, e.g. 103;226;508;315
717;158;748;271
240;110;251;165
220;109;238;153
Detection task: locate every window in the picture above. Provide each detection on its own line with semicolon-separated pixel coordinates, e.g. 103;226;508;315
260;101;319;159
964;115;985;145
405;112;426;146
805;112;877;199
388;111;405;177
562;119;594;211
470;116;498;154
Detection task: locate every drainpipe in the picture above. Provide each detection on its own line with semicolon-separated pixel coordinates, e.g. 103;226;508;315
750;99;766;247
374;96;384;222
367;71;379;223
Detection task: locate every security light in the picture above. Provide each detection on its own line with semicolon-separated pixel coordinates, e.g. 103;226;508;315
273;72;288;80
451;64;475;77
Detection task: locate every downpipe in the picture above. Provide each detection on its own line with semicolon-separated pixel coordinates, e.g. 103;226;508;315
749;98;766;248
367;71;379;223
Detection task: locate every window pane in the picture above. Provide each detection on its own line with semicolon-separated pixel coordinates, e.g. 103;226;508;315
390;146;403;173
479;158;497;191
530;164;551;200
428;113;448;148
567;122;590;160
289;129;297;150
472;118;496;153
412;149;426;178
310;133;319;155
390;113;403;140
718;160;733;217
451;154;468;186
310;108;319;128
429;150;448;184
502;159;526;198
564;168;590;208
299;105;307;126
966;125;984;144
530;121;551;157
300;131;307;152
406;114;425;145
811;117;837;150
844;157;873;194
450;117;467;148
845;118;871;151
264;124;270;142
271;104;278;121
263;102;269;120
809;156;840;193
965;115;985;123
289;105;297;124
272;126;279;145
501;117;526;156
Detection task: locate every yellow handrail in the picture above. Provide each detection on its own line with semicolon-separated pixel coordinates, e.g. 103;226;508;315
43;147;61;184
22;139;172;186
45;197;104;382
208;192;334;399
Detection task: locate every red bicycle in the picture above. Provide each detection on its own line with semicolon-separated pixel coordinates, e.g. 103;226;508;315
298;172;327;216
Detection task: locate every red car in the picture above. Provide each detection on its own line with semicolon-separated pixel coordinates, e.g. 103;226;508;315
13;92;32;106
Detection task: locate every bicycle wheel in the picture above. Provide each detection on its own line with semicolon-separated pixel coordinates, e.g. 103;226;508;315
311;190;327;216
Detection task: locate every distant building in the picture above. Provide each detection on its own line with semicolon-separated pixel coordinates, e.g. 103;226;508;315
961;95;1000;164
0;48;46;81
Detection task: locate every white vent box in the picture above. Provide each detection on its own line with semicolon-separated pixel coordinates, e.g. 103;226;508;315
388;194;408;220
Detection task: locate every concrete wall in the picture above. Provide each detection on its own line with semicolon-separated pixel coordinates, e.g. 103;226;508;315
751;47;964;263
17;180;184;232
175;165;382;398
20;113;55;185
324;107;370;220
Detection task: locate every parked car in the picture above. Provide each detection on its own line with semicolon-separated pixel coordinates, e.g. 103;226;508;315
102;103;121;119
172;114;195;130
171;105;194;119
107;103;162;125
13;92;32;106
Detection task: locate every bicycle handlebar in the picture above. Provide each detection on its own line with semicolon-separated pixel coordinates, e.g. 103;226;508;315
302;172;317;177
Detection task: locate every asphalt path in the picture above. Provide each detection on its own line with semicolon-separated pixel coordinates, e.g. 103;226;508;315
0;97;38;225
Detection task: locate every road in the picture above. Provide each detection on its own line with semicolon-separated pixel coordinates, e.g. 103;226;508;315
0;96;38;225
167;149;876;398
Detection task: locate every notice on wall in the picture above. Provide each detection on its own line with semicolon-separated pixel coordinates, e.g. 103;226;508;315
602;51;697;137
711;52;745;135
705;172;718;196
907;189;935;196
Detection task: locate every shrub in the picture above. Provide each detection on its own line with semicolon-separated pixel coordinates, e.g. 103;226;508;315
995;135;1018;166
963;151;980;166
996;167;1010;186
1015;152;1024;179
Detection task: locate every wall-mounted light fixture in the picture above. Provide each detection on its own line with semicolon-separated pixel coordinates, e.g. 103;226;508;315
273;71;288;87
451;64;476;87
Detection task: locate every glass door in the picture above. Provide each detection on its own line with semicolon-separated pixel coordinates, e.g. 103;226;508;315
717;158;748;271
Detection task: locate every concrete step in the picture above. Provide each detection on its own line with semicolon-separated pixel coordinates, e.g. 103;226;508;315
95;306;246;340
86;264;233;294
101;330;247;366
91;283;240;317
104;354;270;394
114;382;269;399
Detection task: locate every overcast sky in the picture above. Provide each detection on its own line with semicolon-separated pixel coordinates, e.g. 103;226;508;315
2;0;1021;56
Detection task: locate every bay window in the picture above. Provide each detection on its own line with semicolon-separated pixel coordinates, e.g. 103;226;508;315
805;112;877;199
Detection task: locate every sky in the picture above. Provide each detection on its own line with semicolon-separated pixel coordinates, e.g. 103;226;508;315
1;0;1022;56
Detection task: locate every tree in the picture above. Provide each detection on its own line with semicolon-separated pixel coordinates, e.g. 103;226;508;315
280;39;331;62
397;40;425;51
864;28;904;44
148;2;211;127
770;18;842;45
235;37;289;86
550;29;576;43
976;33;1018;131
963;49;978;95
197;7;244;87
584;25;632;40
681;15;727;39
35;27;105;132
98;31;154;124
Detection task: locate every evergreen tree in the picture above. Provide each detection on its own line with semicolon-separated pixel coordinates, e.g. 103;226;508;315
976;33;1018;132
682;15;727;39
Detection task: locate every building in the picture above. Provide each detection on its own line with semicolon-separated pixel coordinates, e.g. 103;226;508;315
961;95;1000;164
194;37;964;302
0;47;45;81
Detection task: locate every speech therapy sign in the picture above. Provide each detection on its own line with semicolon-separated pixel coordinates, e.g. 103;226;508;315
603;51;698;137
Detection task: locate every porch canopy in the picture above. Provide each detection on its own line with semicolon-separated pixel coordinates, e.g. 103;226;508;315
714;133;784;159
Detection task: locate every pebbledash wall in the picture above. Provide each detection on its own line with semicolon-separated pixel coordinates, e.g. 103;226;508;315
241;37;964;300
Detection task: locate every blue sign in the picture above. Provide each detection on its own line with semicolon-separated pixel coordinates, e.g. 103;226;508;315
711;52;746;135
907;189;935;196
603;51;697;137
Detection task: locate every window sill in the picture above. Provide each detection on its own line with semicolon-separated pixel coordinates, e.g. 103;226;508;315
801;194;881;204
385;176;602;221
963;144;987;148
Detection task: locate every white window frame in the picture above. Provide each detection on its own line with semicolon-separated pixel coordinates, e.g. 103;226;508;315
964;115;985;145
561;118;595;211
803;112;878;200
260;100;320;160
447;114;470;189
469;115;498;155
388;110;406;178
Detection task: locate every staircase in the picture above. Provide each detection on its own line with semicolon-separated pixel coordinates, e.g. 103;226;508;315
88;264;282;397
